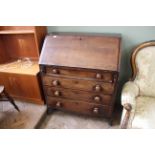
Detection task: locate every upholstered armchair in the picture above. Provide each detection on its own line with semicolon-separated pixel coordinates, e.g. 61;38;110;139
120;41;155;129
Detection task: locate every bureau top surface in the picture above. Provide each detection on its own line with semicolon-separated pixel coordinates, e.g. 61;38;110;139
39;33;121;71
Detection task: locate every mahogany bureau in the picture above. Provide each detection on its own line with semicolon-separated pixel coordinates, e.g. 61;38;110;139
39;33;121;124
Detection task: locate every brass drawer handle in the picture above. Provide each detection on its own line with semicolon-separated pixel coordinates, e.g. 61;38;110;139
52;80;60;86
96;73;102;79
52;69;59;74
54;90;61;96
94;84;102;92
93;107;99;114
94;96;101;102
56;102;62;107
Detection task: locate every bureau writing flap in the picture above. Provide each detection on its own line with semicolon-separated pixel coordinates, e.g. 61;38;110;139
39;33;121;71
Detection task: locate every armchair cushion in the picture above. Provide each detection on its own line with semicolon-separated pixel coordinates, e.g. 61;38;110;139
132;96;155;128
135;46;155;97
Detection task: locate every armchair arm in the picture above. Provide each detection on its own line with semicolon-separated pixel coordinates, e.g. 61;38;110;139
121;81;139;108
121;81;140;129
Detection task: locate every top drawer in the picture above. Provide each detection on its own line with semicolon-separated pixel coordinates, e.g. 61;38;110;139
40;65;118;83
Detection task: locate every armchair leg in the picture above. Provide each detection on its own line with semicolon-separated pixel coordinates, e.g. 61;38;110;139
121;103;132;129
3;90;20;112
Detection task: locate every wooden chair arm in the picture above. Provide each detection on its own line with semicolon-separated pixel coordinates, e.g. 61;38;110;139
121;103;132;129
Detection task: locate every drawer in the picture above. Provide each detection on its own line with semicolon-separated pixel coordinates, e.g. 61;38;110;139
42;75;115;95
44;86;112;105
41;66;117;83
46;96;113;117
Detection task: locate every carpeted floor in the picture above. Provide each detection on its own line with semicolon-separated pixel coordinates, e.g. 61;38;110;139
0;100;121;129
39;110;121;129
0;100;46;129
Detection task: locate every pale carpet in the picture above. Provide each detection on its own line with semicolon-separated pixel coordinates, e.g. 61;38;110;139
39;110;121;129
0;100;46;129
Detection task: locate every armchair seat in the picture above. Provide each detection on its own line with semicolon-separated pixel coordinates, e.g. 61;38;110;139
132;96;155;129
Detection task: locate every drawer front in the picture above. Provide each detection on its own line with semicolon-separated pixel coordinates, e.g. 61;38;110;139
42;75;115;95
44;86;112;105
46;96;112;117
43;66;117;83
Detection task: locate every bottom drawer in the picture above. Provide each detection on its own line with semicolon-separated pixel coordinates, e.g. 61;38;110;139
46;96;113;118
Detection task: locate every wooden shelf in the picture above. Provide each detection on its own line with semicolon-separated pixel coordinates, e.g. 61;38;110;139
0;30;35;35
0;60;39;75
0;26;46;104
